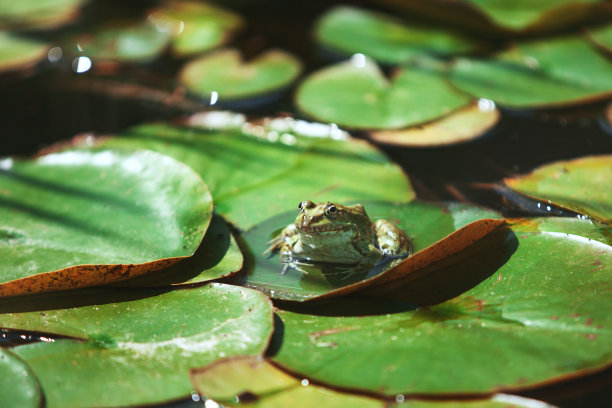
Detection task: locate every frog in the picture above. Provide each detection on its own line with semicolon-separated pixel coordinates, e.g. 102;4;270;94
266;201;411;274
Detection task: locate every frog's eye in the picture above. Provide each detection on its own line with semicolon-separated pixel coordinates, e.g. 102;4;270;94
325;204;337;218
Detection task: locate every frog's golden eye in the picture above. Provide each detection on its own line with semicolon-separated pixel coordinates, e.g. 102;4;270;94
325;204;337;218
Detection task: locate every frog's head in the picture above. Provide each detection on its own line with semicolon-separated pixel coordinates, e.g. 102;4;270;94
294;201;370;236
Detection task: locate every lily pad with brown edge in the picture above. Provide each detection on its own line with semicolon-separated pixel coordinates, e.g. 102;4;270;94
271;225;612;395
117;214;243;286
0;284;274;408
509;216;611;246
450;35;612;108
373;0;610;36
315;5;480;65
587;23;612;54
505;155;612;225
0;348;42;408
0;149;212;297
0;32;49;74
179;48;302;101
295;57;471;130
87;120;414;230
0;0;87;30
64;20;170;64
147;0;243;57
368;100;500;147
240;200;506;303
190;356;558;408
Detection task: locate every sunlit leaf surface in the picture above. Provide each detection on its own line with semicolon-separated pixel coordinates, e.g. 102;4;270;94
0;349;42;408
450;36;612;108
273;226;611;394
0;284;274;407
0;149;212;296
0;31;49;73
296;58;471;129
0;0;87;29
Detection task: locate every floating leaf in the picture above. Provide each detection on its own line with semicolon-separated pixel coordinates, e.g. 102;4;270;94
65;20;170;63
0;31;49;73
505;155;612;224
0;349;42;408
369;101;499;147
179;48;302;100
450;36;612;108
0;0;87;30
148;0;243;56
272;226;612;395
0;149;212;296
296;58;471;129
315;5;479;64
241;201;505;302
191;356;385;408
510;216;611;246
0;284;274;407
587;23;612;53
91;120;414;229
117;214;243;286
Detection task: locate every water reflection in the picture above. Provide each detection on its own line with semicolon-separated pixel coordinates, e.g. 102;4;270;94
72;56;92;73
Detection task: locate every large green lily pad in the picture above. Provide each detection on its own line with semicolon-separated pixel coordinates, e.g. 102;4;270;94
90;120;414;229
296;58;471;129
0;284;274;407
65;20;170;63
315;5;479;64
0;149;212;296
0;31;49;73
179;48;302;100
505;155;612;225
272;225;611;394
241;201;504;302
450;35;612;108
0;349;42;408
369;101;499;147
0;0;87;30
148;0;243;56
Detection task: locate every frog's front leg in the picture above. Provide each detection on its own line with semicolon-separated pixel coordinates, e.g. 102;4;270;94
374;219;412;257
265;224;298;256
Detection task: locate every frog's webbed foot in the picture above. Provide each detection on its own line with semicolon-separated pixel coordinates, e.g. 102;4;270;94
280;256;310;275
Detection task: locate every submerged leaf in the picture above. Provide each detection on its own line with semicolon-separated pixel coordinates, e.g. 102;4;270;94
0;284;274;407
0;149;212;296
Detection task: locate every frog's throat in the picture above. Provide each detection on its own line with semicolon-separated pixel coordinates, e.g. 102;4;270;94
298;225;351;233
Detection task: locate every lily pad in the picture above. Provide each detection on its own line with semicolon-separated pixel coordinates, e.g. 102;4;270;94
296;57;471;129
241;201;505;303
0;0;87;30
0;149;212;296
0;284;274;407
505;155;612;224
65;20;170;63
179;48;302;100
0;349;42;408
272;226;612;395
510;216;611;246
148;0;243;56
0;31;49;73
91;120;414;229
191;356;558;408
369;101;500;147
315;5;479;64
587;23;612;53
450;35;612;108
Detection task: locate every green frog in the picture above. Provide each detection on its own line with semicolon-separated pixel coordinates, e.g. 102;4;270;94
266;201;411;274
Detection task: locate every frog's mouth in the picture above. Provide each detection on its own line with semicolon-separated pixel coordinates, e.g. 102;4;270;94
299;225;351;233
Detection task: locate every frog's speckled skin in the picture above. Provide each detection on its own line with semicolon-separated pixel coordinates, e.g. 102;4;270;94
266;201;411;274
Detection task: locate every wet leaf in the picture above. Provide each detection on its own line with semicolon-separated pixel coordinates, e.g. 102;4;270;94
587;23;612;53
315;5;479;64
0;31;49;73
392;395;559;407
65;20;170;63
0;149;212;296
296;57;471;129
179;48;302;100
505;155;612;224
369;101;499;147
509;216;611;246
0;0;87;30
241;201;505;302
0;284;274;407
272;225;612;395
0;349;42;408
148;0;243;56
450;35;612;108
191;356;385;408
92;120;414;229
